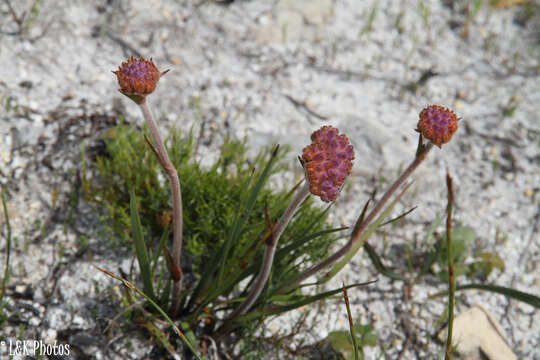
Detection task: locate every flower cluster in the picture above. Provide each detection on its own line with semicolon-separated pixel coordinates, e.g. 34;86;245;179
417;105;459;147
301;126;354;202
113;56;169;104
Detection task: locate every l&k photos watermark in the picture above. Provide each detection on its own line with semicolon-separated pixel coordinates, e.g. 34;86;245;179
0;340;70;357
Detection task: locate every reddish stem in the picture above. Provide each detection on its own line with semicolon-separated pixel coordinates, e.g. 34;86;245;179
139;101;184;316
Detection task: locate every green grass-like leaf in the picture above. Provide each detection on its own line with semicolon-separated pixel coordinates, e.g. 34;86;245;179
234;280;377;323
321;184;412;283
216;145;281;290
456;284;540;308
431;283;540;308
95;267;204;359
363;242;410;283
130;188;156;301
1;188;12;309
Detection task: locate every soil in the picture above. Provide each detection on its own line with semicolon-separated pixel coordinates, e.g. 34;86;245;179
1;0;539;359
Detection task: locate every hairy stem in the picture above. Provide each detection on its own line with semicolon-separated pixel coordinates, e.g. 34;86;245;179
139;101;184;316
445;173;455;360
227;181;311;320
286;141;434;288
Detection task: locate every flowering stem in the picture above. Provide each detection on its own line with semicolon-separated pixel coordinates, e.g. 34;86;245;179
285;140;434;288
226;181;311;320
139;101;184;316
445;173;455;360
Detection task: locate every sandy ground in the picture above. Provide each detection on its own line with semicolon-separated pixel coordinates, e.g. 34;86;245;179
1;0;539;359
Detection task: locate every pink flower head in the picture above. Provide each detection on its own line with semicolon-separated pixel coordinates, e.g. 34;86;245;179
417;105;459;148
301;126;354;202
113;56;169;104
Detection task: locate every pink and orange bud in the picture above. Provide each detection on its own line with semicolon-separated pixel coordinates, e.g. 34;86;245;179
301;126;354;202
417;105;459;148
113;56;169;104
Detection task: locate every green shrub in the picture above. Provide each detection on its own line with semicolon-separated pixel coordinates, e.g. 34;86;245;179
83;123;340;281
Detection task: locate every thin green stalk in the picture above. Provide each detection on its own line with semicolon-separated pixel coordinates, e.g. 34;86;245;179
223;181;310;325
139;101;184;316
1;188;12;301
445;173;455;360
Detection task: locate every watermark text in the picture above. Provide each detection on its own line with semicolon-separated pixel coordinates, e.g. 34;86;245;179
0;340;70;357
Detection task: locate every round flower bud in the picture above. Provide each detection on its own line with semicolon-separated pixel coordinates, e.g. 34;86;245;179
113;57;169;104
301;126;354;202
417;105;459;147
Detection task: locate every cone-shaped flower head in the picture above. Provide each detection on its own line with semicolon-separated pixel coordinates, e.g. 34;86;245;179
113;56;169;104
301;126;354;202
417;105;459;148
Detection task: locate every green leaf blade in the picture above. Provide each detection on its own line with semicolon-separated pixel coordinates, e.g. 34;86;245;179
130;188;155;301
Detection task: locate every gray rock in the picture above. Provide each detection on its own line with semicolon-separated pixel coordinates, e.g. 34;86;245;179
255;0;334;44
